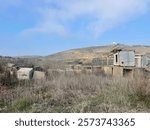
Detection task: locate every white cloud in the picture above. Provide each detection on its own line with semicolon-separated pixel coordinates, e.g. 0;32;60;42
22;0;150;38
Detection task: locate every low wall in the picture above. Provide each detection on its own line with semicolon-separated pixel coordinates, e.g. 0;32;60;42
103;66;113;76
33;71;45;80
113;66;123;77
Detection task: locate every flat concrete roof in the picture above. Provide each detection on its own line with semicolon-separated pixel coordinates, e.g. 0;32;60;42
18;68;33;72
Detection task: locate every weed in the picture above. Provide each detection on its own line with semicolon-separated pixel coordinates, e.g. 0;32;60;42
12;97;33;112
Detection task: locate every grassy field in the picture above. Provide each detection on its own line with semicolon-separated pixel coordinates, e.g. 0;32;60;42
1;71;150;113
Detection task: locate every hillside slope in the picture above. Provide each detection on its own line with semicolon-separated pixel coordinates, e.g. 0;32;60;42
47;44;150;62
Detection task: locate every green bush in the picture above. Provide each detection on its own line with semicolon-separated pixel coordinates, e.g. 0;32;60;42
13;98;33;112
0;100;6;108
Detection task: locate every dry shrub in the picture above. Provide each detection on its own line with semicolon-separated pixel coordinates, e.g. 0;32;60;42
128;76;150;110
48;73;103;104
0;70;18;87
130;78;150;95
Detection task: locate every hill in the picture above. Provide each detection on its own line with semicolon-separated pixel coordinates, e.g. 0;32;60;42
46;44;150;64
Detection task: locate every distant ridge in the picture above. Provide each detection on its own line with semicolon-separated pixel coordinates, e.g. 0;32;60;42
1;44;150;61
47;44;150;61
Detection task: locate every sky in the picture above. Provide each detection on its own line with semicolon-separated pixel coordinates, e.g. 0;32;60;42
0;0;150;56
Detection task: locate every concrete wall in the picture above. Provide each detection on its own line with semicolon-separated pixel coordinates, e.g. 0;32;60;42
103;66;113;76
92;66;104;74
113;67;146;78
123;68;133;78
17;68;33;80
113;66;123;77
114;51;135;67
33;71;45;80
135;55;148;68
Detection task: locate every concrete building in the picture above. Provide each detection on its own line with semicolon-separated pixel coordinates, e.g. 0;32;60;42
33;71;45;80
135;54;148;68
114;50;135;67
17;68;33;80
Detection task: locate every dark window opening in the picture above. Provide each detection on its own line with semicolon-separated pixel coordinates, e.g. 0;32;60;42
115;55;118;63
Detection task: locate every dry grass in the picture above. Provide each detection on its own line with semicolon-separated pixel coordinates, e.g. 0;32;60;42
1;71;150;113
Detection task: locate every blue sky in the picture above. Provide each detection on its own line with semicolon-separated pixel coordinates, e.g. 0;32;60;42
0;0;150;56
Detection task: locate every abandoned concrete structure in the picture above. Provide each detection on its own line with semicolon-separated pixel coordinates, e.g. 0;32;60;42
33;71;45;80
112;50;148;77
113;50;135;67
17;68;33;80
69;45;150;78
135;54;148;68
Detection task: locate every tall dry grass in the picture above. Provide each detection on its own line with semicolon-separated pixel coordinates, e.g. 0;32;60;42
1;71;150;113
